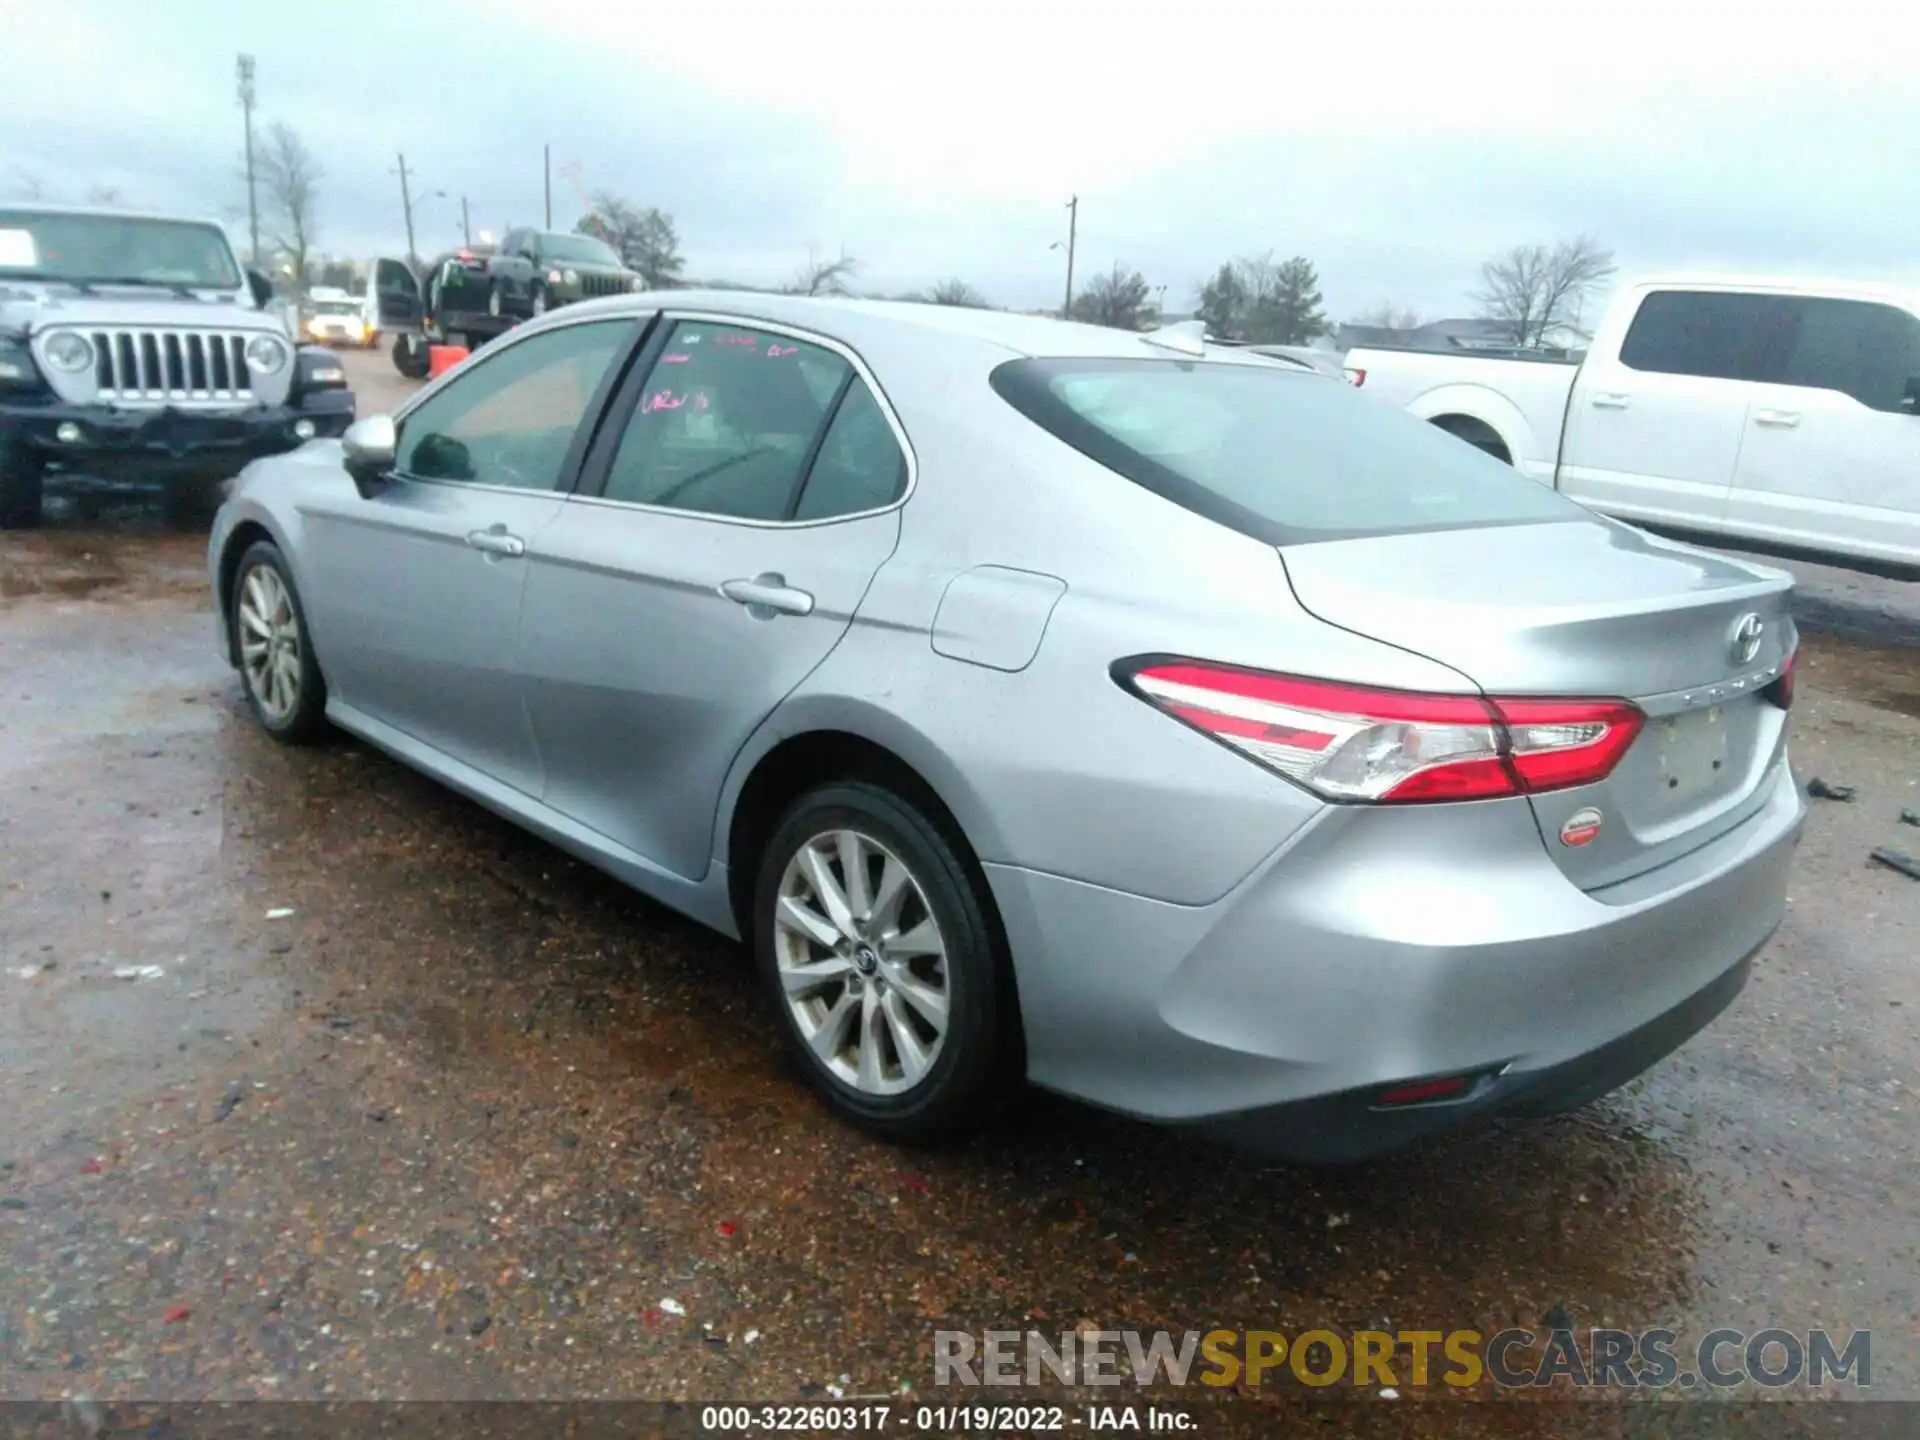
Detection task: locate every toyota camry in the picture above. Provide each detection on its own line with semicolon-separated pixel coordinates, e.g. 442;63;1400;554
207;293;1804;1160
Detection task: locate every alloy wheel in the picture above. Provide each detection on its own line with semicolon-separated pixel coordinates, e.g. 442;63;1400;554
237;563;302;724
773;828;951;1096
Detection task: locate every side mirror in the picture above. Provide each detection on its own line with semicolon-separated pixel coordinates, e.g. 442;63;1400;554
341;414;397;496
245;268;276;310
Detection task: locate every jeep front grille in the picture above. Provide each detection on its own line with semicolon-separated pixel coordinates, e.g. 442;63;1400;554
89;329;256;406
581;273;630;299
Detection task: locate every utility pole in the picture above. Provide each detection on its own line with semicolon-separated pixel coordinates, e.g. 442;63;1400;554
1062;194;1078;318
235;54;260;268
461;196;471;245
394;153;417;266
543;144;552;229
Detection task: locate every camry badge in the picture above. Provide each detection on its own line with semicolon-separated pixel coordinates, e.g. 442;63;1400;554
1730;612;1765;666
1560;808;1604;847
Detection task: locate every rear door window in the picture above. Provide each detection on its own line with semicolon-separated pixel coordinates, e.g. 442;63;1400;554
1617;290;1784;381
1773;297;1920;413
599;320;851;520
991;358;1584;545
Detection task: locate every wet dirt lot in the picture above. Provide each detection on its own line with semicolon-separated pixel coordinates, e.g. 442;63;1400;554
2;349;1917;1437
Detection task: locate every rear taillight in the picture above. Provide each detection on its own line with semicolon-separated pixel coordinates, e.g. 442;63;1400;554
1344;367;1366;387
1122;659;1644;804
1763;646;1797;710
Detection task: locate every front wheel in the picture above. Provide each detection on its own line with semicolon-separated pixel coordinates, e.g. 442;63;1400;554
530;285;549;317
229;540;330;745
753;782;1014;1143
0;445;45;529
392;333;430;379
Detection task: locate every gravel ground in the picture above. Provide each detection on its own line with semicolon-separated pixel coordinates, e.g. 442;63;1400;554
1;348;1915;1437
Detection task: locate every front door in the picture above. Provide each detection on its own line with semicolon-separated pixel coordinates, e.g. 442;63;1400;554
517;315;911;879
372;256;421;333
1558;288;1779;526
1726;294;1920;568
296;316;637;793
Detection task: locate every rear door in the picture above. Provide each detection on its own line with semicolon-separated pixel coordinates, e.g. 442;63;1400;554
516;314;909;880
1559;288;1779;526
372;256;421;333
1725;294;1920;568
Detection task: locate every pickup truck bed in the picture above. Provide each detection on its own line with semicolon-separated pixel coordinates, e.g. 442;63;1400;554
1345;276;1920;578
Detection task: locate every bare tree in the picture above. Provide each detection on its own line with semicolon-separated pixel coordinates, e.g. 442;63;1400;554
789;245;860;297
1352;301;1423;330
1473;236;1615;348
83;184;124;206
925;278;989;308
577;192;684;287
257;122;323;295
7;171;48;201
1070;261;1157;330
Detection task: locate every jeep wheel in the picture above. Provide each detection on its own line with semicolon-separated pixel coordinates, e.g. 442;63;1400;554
531;285;550;317
486;282;504;319
0;447;45;530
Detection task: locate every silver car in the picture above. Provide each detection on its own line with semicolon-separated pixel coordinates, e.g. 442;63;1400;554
207;293;1804;1161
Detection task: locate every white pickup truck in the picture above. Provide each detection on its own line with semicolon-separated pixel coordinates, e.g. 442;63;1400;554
1344;275;1920;577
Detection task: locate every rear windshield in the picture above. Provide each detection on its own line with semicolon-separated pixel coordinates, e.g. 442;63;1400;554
989;358;1585;544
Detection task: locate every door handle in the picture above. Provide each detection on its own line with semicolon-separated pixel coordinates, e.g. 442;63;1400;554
1590;392;1631;409
465;527;527;557
721;573;815;617
1753;409;1802;428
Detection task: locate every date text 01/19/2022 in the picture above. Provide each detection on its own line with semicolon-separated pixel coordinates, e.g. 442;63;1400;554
698;1403;1198;1432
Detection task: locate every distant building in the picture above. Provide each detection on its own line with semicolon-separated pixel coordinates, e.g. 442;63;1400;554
1332;316;1589;356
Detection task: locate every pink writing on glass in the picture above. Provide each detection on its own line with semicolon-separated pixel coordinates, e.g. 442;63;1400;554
717;333;757;347
767;343;798;358
643;389;710;413
660;352;691;364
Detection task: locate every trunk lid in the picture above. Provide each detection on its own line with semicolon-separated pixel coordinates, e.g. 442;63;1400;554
1278;517;1796;890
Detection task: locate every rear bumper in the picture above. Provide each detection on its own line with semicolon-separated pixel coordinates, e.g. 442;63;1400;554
985;758;1803;1160
2;392;355;479
1185;949;1756;1162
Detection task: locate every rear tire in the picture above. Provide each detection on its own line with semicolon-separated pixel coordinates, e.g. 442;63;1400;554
753;781;1013;1144
229;540;330;745
0;445;45;529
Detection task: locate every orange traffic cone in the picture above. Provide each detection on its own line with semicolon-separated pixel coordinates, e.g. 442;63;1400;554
427;344;469;379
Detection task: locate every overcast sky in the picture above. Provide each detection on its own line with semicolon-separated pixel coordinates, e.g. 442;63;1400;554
3;0;1916;323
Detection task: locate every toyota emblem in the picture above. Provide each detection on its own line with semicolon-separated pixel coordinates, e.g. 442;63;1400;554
1729;613;1765;666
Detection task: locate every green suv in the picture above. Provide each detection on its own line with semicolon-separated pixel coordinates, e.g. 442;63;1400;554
486;229;642;319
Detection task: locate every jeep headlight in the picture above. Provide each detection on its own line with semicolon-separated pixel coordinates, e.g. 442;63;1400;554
563;268;579;286
44;331;95;372
630;276;645;292
546;269;562;285
245;334;290;374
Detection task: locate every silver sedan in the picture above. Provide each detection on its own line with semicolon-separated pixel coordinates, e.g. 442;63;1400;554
208;293;1804;1160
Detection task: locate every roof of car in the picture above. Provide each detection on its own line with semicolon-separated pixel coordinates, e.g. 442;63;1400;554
561;289;1281;363
0;201;228;229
